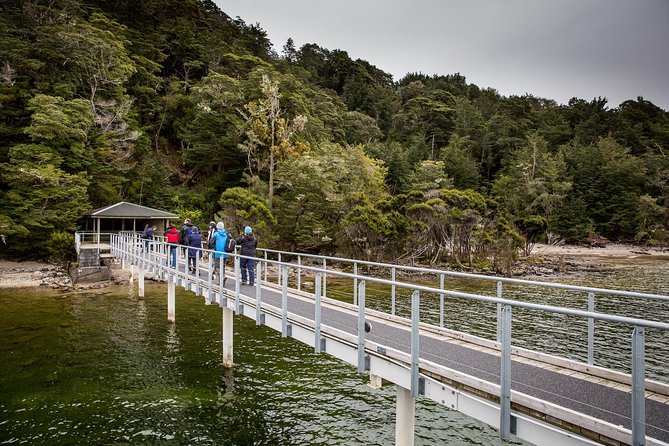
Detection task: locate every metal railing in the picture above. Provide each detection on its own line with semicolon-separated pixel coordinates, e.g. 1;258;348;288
112;232;669;445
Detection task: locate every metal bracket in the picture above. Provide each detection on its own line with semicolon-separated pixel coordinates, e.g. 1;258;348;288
320;337;327;352
286;324;292;337
418;377;425;396
364;355;370;372
259;313;265;325
377;346;387;355
238;305;244;315
510;415;517;435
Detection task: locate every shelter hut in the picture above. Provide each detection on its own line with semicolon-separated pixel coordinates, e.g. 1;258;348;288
74;202;179;283
82;201;179;244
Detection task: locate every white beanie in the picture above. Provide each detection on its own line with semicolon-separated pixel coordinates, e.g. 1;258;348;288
216;222;224;230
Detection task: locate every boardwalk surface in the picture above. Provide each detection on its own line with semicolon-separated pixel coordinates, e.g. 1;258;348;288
193;273;669;444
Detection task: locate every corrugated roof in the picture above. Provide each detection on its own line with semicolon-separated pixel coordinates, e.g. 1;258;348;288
85;202;179;219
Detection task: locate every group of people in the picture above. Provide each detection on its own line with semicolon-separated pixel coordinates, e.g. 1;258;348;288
157;219;258;286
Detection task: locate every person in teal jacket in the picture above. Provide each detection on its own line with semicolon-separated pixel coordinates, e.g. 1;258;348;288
211;222;229;284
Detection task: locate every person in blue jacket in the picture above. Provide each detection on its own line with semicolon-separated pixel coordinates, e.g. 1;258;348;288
186;226;203;273
210;222;229;284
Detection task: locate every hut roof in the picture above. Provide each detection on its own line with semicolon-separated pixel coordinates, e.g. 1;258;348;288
85;202;179;219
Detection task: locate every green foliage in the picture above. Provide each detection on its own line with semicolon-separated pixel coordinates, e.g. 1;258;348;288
1;0;667;264
46;231;77;266
218;187;276;240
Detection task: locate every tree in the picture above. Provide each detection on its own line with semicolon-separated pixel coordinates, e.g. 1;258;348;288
240;74;310;207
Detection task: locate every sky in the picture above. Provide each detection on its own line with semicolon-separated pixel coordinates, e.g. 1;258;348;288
216;0;669;110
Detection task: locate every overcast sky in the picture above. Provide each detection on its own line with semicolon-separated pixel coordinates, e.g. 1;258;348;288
216;0;669;110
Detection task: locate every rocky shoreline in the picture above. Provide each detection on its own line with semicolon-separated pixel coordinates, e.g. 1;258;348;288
0;260;131;290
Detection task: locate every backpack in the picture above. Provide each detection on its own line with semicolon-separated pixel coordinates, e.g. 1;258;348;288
224;235;236;253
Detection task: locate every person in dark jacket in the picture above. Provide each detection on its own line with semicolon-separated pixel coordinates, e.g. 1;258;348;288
164;224;180;268
179;219;193;257
236;226;258;285
187;227;203;273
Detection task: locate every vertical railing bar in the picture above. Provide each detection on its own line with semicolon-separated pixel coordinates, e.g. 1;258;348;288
357;279;366;373
315;274;322;353
353;262;358;306
587;292;595;365
264;251;268;283
323;258;327;298
391;267;396;316
410;290;420;397
281;267;288;337
255;262;262;325
496;281;503;343
297;255;301;291
234;255;241;313
631;326;646;446
500;304;512;440
278;253;282;287
439;273;445;328
208;253;214;304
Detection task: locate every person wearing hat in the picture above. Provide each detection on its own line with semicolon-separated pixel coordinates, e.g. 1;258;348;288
236;226;258;285
210;222;230;284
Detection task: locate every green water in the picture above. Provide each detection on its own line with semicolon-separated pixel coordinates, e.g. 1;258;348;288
0;283;525;445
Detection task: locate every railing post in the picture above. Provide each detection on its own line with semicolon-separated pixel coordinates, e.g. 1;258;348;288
315;274;323;353
234;255;240;313
208;254;214;304
410;290;420;398
391;267;396;316
277;253;282;286
255;262;262;325
297;255;301;291
322;258;327;298
264;251;268;284
500;304;512;440
439;273;445;328
587;292;595;365
496;281;503;343
281;267;289;337
632;326;646;446
353;262;358;306
357;279;367;373
167;276;175;323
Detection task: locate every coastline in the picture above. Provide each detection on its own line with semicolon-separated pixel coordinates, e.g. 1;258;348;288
1;244;667;289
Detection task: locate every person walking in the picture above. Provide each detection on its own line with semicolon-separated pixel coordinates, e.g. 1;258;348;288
210;222;230;285
179;219;193;258
236;226;258;285
164;224;180;268
187;227;203;273
142;224;155;252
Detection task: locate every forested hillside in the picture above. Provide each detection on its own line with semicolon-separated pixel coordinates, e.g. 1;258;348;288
1;0;668;269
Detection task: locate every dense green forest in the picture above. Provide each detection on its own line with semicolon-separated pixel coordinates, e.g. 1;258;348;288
1;0;668;270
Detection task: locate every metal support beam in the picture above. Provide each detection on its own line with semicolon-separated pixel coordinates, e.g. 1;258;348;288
396;385;415;446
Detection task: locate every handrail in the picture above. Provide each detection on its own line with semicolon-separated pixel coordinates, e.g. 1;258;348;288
111;232;668;445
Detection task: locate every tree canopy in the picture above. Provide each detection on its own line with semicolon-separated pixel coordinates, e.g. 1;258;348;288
1;0;667;269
